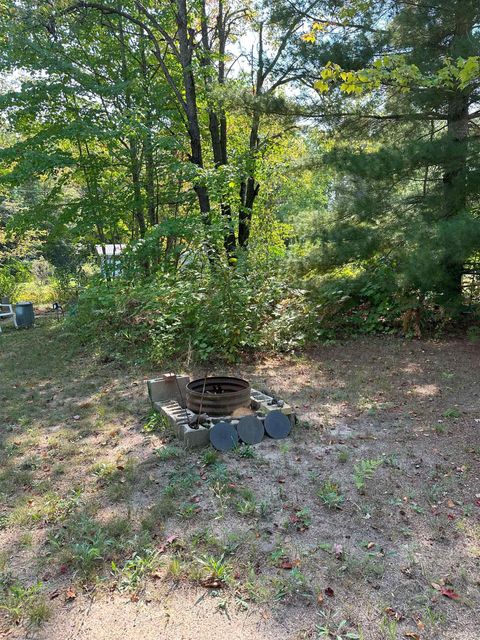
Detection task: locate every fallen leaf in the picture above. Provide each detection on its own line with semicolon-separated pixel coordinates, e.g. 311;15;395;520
200;577;223;588
277;477;286;484
279;559;300;570
49;590;60;600
158;535;177;553
73;415;80;421
130;593;139;602
405;633;420;640
317;593;324;605
446;499;455;508
65;587;76;601
431;582;441;591
384;607;403;621
415;619;425;631
324;587;335;598
441;587;460;600
367;542;375;550
333;543;344;559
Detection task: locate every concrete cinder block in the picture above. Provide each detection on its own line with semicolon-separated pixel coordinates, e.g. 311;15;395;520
179;423;211;449
251;389;295;425
147;374;189;407
153;400;190;440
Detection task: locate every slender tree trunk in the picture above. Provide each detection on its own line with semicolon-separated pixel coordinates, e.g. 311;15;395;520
239;107;261;247
441;11;471;303
140;40;157;226
238;23;265;249
129;140;147;237
144;128;157;226
199;0;236;255
118;12;146;238
175;0;211;225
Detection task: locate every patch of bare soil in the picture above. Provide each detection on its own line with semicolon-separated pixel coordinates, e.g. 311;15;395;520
0;325;478;640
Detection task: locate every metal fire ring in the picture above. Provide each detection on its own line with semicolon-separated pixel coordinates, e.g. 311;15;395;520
186;376;251;417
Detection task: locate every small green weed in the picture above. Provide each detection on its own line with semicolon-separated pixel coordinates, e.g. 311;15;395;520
0;581;50;627
317;480;345;509
196;554;232;583
292;507;312;530
143;411;169;434
353;458;383;490
235;444;256;459
234;487;257;517
201;449;218;466
111;550;159;591
443;408;460;419
380;616;398;640
177;502;198;519
315;610;362;639
154;445;182;461
434;422;447;434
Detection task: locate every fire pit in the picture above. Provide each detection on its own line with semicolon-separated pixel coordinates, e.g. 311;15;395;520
147;373;294;448
186;376;251;416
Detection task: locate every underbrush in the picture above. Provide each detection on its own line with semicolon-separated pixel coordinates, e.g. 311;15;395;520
66;258;479;365
67;261;309;363
304;265;480;342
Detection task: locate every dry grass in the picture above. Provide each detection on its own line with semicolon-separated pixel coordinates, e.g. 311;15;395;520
0;319;479;639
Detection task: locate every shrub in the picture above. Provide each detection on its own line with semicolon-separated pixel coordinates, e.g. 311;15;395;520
68;256;308;364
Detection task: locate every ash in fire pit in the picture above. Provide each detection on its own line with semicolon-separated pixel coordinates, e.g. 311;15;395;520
146;373;294;449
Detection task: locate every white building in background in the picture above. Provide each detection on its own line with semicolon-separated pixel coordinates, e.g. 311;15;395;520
95;244;126;277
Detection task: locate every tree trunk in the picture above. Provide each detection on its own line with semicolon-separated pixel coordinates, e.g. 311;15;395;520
199;0;236;255
238;23;265;249
118;11;146;238
175;0;211;226
441;9;471;303
239;110;261;248
140;40;157;227
129;140;147;237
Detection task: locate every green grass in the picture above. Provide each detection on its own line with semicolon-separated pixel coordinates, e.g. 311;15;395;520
201;448;219;466
111;549;159;591
443;407;460;419
48;513;135;577
0;581;50;627
154;444;183;461
195;553;232;583
91;459;137;501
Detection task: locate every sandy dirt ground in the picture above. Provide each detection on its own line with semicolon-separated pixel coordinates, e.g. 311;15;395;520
0;323;479;639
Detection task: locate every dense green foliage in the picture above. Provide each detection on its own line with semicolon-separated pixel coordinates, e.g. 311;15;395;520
0;0;479;360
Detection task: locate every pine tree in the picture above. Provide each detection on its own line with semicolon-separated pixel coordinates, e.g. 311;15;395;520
300;0;480;310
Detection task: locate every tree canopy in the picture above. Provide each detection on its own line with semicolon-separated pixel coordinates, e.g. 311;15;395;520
0;0;479;358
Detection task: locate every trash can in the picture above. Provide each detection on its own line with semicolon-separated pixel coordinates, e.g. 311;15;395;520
15;302;35;328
